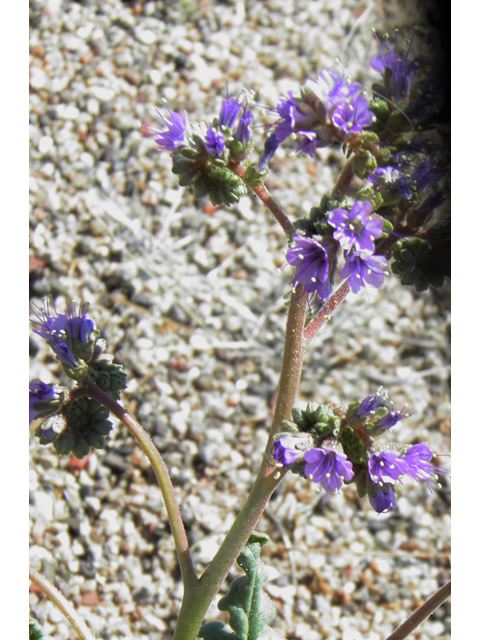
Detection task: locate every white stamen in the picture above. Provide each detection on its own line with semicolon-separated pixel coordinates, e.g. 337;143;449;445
273;471;281;480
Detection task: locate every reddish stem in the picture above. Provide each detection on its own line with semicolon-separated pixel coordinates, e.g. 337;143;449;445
304;280;351;346
230;162;293;234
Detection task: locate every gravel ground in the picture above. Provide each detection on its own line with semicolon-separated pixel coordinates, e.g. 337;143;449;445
29;1;450;639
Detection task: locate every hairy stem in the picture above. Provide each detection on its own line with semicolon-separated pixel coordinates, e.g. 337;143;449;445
304;280;351;346
230;162;294;234
79;378;198;592
29;567;95;640
385;581;451;640
172;285;308;640
332;157;355;197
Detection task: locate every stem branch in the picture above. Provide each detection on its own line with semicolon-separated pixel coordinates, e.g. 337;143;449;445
230;162;294;234
79;378;198;592
304;280;351;346
385;581;451;640
29;567;95;640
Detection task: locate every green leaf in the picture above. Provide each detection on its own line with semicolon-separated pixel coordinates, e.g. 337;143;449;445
29;619;45;640
214;532;282;640
198;621;238;640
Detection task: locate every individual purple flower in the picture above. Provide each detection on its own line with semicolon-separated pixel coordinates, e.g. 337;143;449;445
29;380;59;423
330;94;374;137
370;32;423;102
219;96;242;128
368;166;401;187
54;341;80;369
340;252;388;294
368;484;396;513
400;443;449;492
256;133;280;172
205;127;225;156
304;447;355;495
368;450;409;485
271;433;315;466
234;105;254;145
356;386;388;418
328;200;384;254
373;406;412;432
151;109;187;151
32;300;95;348
286;235;335;303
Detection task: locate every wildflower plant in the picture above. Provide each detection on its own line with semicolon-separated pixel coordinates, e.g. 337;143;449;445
29;27;450;640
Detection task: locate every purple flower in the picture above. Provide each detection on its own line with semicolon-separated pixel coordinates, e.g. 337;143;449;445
330;94;374;137
234;105;254;145
271;434;315;466
304;447;354;495
152;109;187;151
29;380;59;423
340;252;388;294
31;300;95;369
256;133;280;172
368;166;401;187
205;127;225;156
400;443;449;492
373;406;412;432
286;236;335;304
219;97;242;128
356;387;388;418
368;450;409;485
369;484;396;513
370;32;423;102
32;300;95;347
328;200;384;254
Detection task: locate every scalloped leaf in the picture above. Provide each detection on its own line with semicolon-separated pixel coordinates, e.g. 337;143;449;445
214;532;283;640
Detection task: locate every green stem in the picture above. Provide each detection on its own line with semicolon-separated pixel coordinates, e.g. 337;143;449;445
79;378;198;593
172;285;308;640
385;581;451;640
29;567;95;640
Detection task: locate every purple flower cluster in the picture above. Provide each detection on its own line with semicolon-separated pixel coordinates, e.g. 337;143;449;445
271;432;447;514
286;200;387;305
31;300;95;370
272;68;374;156
368;443;448;512
370;32;423;103
149;92;254;161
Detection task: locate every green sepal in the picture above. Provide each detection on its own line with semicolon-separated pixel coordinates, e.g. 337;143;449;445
72;434;90;459
352;149;377;180
291;403;341;436
212;532;280;640
54;428;75;455
368;97;390;133
388;109;414;134
229;140;251;163
193;164;248;207
29;619;45;640
389;232;449;291
338;426;367;465
244;163;264;187
87;361;127;400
